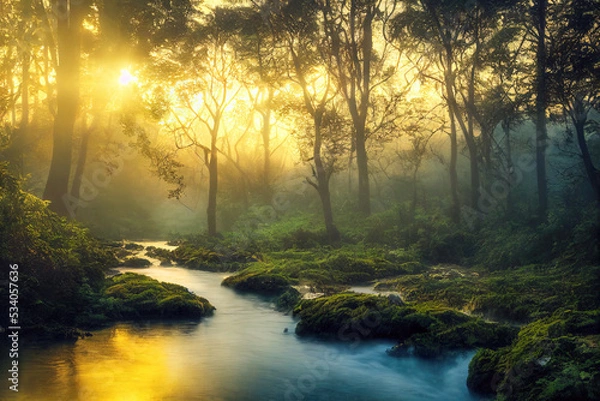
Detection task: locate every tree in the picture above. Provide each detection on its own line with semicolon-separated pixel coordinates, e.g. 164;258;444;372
43;0;88;216
533;0;549;220
274;0;343;243
159;7;243;236
546;0;600;205
393;0;521;223
42;0;194;216
320;0;399;216
395;97;445;216
233;4;288;203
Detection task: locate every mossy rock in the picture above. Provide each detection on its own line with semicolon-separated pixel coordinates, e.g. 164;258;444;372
292;293;515;354
468;310;600;401
103;273;215;319
124;243;145;251
121;257;152;268
468;348;505;394
222;272;291;295
145;246;174;261
275;287;302;312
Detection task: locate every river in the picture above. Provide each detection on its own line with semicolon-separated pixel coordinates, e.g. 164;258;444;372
5;242;482;401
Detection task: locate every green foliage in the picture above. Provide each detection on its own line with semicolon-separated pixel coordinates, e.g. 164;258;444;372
476;206;600;270
103;273;215;319
0;166;215;338
0;164;118;334
275;287;302;312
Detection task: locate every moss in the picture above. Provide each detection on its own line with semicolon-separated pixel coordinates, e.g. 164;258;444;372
376;264;600;323
218;245;424;297
103;273;215;319
171;243;255;271
145;246;173;262
468;348;506;394
275;287;302;312
292;293;516;356
222;270;291;295
124;243;145;251
121;257;152;267
468;310;600;401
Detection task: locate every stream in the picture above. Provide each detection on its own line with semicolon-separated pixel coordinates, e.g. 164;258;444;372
5;242;482;401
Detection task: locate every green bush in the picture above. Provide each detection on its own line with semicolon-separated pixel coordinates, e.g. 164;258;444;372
0;164;117;335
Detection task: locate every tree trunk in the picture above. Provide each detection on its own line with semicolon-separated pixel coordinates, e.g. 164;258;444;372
261;88;273;203
355;129;370;215
444;51;460;223
70;122;93;213
535;0;549;220
43;0;83;216
207;135;219;237
411;165;419;218
448;107;460;223
356;7;374;217
12;49;31;175
466;50;481;210
572;101;600;205
502;119;514;213
318;176;340;244
313;120;340;244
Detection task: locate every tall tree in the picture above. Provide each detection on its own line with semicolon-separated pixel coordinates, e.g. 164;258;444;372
546;0;600;205
274;0;343;242
533;0;549;220
160;7;243;236
233;5;287;203
320;0;398;215
43;0;194;216
393;0;520;222
43;0;88;215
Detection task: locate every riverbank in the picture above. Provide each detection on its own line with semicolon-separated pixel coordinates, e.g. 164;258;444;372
163;234;599;401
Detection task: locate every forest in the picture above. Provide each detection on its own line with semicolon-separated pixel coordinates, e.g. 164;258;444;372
0;0;599;400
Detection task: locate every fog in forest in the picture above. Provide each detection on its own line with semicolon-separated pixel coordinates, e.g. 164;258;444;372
0;1;598;400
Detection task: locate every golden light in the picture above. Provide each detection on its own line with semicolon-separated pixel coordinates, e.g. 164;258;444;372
118;69;138;86
407;79;422;100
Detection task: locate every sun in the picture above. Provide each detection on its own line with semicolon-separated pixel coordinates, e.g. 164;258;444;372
118;69;138;86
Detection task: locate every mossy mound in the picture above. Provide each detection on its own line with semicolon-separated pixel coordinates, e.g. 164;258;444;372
124;243;145;251
222;270;291;295
219;246;424;300
292;293;517;357
103;273;215;319
145;246;174;263
468;309;600;400
275;287;302;312
377;264;600;323
121;257;152;268
171;243;255;271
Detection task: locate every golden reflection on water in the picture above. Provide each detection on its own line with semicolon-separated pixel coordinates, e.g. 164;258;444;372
73;326;183;401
